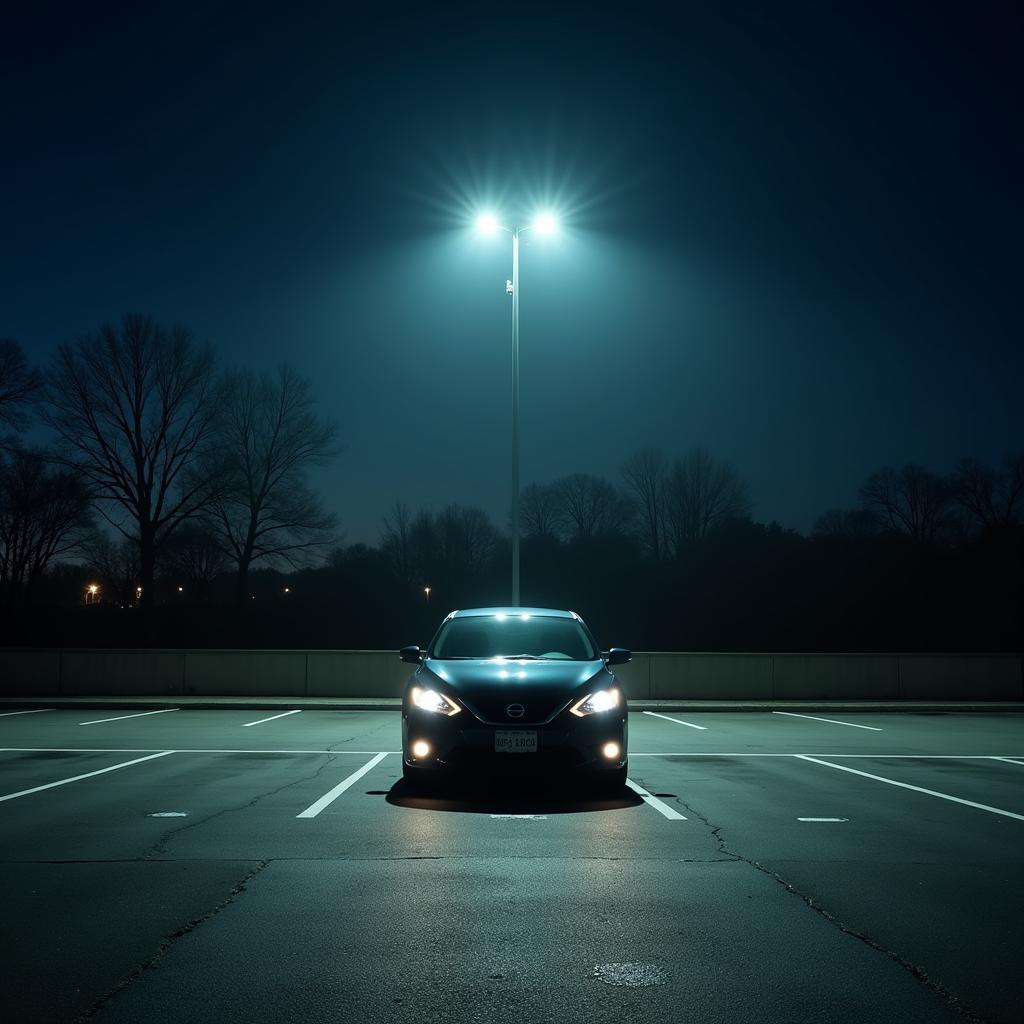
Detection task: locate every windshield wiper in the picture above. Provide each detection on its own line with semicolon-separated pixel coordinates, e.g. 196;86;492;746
498;654;543;660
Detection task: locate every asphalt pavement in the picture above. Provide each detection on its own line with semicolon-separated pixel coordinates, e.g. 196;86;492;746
1;707;1022;1023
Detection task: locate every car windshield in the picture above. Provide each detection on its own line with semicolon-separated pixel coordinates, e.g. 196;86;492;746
430;615;598;661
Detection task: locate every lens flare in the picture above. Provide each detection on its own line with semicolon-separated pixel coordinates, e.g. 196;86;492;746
476;211;499;235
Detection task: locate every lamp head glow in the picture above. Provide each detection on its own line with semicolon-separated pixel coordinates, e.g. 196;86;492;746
476;212;499;235
533;211;557;235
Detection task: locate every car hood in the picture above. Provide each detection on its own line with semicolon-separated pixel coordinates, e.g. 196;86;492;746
418;658;610;724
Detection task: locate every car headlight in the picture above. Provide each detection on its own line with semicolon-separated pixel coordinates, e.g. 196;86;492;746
569;688;621;716
410;686;461;716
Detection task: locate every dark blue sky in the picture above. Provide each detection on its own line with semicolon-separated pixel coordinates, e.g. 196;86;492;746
2;2;1022;542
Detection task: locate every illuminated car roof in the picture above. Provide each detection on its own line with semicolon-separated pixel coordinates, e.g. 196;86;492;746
449;607;577;619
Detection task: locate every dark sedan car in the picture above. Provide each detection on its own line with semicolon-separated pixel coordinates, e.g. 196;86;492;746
400;607;630;789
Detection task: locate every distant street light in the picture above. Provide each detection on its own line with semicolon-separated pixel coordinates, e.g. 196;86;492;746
424;585;431;603
475;209;559;607
85;583;100;605
177;586;184;593
283;587;291;594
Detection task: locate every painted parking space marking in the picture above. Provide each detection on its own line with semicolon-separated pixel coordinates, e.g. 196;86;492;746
0;709;55;718
796;755;1024;821
5;748;1024;759
797;817;849;822
79;709;180;726
643;711;707;730
491;814;548;820
773;711;882;731
0;751;175;803
0;747;402;755
625;778;687;820
296;752;389;818
241;710;302;727
630;753;1024;758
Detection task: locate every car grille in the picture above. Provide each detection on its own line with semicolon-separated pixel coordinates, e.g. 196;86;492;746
467;697;566;726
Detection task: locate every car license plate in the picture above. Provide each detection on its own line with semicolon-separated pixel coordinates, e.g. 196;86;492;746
494;730;537;753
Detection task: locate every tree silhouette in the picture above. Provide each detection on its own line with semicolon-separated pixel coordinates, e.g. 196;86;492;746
0;339;43;437
0;447;93;606
158;523;229;600
551;473;633;539
82;533;141;608
621;447;668;559
664;448;751;552
951;455;1024;530
519;482;563;540
380;499;414;584
209;365;338;604
860;464;952;542
42;315;223;610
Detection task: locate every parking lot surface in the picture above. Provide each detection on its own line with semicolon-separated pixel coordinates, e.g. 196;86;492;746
1;708;1022;1023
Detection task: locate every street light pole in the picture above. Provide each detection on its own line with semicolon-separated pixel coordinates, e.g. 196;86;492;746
510;227;520;607
476;210;556;611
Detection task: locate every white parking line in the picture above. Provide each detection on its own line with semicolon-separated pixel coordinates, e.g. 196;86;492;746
80;709;180;726
0;748;399;755
796;755;1024;822
643;711;707;730
296;752;389;818
241;710;302;727
625;778;687;820
0;709;54;717
798;817;849;822
0;751;175;803
773;711;882;731
3;748;1024;758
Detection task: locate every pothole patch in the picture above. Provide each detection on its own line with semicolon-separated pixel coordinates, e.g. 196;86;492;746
593;962;666;987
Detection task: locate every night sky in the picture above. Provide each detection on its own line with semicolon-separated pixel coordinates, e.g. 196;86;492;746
3;2;1022;543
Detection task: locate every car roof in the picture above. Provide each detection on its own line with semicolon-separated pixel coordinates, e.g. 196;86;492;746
449;607;578;619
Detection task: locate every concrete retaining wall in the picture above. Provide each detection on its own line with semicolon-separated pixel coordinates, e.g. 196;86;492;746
0;649;1021;700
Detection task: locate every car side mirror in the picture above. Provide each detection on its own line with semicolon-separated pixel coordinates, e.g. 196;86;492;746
605;648;632;666
399;645;424;665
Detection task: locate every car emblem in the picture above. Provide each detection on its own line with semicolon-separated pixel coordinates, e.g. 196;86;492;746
506;703;526;719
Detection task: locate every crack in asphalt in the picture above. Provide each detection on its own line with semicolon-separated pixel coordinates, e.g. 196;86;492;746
143;753;342;858
73;859;271;1023
668;791;991;1024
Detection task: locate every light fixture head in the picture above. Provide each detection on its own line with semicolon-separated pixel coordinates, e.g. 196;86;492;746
533;211;557;235
476;212;500;235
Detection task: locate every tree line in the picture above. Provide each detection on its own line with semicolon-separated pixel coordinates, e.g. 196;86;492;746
0;317;338;611
2;317;1021;651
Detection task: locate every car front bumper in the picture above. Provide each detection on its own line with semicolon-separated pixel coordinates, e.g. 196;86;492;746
402;706;628;772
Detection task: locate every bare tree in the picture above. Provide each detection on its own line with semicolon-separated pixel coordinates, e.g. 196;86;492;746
158;523;229;599
859;464;952;542
209;364;339;603
82;533;141;607
0;447;93;605
664;448;751;553
380;499;414;583
437;504;499;572
812;507;879;541
520;482;563;539
950;455;1024;530
551;473;633;539
621;448;668;559
42;315;223;609
0;339;43;436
